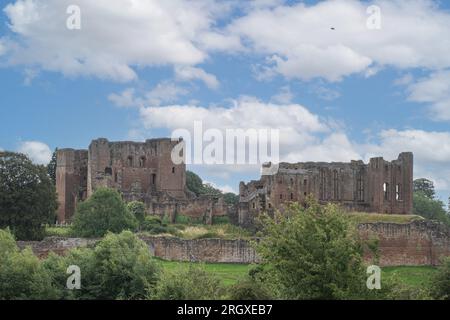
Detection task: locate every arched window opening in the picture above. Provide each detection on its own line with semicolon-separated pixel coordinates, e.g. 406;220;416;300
290;193;294;200
127;156;133;167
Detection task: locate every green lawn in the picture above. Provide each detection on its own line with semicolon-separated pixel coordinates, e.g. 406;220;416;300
382;266;437;288
156;259;252;286
157;259;437;289
347;212;424;224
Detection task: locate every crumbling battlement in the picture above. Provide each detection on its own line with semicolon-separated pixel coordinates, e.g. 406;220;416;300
238;153;413;227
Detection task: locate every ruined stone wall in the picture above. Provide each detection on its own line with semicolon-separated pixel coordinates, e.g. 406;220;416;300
238;153;414;227
359;221;450;266
18;221;450;266
56;149;88;223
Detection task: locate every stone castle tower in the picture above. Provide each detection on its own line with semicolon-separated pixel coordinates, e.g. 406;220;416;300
56;138;185;223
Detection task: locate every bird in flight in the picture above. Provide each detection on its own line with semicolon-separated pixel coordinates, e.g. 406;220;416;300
330;27;335;30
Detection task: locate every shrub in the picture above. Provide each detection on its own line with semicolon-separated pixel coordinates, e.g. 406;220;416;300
0;229;59;299
430;257;450;300
44;231;161;300
71;188;138;238
127;201;146;225
0;152;58;240
152;265;224;300
227;277;272;300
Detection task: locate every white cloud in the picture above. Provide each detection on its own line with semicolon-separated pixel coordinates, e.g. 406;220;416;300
204;180;237;194
108;82;188;108
362;129;450;191
271;86;293;104
175;66;220;89
407;70;450;121
17;141;52;165
108;88;138;108
228;0;450;81
2;0;228;81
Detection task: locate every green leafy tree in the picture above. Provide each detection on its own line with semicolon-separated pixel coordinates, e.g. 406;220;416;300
255;198;376;300
223;192;239;206
0;152;57;240
414;178;436;199
71;188;138;238
186;171;204;196
430;257;450;300
0;229;59;299
44;231;160;300
127;201;146;226
152;265;224;300
47;148;58;185
413;192;450;226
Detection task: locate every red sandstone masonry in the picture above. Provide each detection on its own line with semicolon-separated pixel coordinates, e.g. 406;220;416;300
17;221;450;266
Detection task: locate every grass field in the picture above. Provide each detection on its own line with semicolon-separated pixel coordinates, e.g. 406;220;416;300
347;212;424;224
157;259;437;289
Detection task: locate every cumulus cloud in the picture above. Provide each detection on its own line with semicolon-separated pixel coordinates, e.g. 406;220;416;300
17;141;52;165
108;82;188;108
407;70;450;121
228;0;450;81
2;0;231;81
175;66;220;89
361;129;450;191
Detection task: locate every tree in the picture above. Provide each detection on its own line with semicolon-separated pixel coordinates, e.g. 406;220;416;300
71;188;138;238
255;198;375;300
414;178;435;199
43;231;160;300
186;171;204;196
413;192;450;226
223;192;239;206
430;257;450;300
152;265;224;300
127;201;146;226
47;148;58;185
0;152;58;240
186;170;238;205
0;229;59;299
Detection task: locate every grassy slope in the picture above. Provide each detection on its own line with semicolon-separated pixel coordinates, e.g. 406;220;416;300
347;212;424;224
157;259;437;289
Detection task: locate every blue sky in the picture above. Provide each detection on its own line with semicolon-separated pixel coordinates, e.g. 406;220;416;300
0;0;449;202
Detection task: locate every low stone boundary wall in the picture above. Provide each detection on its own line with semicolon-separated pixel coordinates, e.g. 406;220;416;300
17;220;450;266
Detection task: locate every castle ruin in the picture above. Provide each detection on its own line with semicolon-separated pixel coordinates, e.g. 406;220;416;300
238;153;413;227
56;138;229;224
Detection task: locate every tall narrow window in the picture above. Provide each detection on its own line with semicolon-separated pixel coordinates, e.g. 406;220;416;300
320;169;326;200
333;170;339;200
172;167;175;174
357;172;364;201
290;193;294;200
383;183;389;200
139;156;146;167
127;156;133;167
396;184;402;200
152;174;156;185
